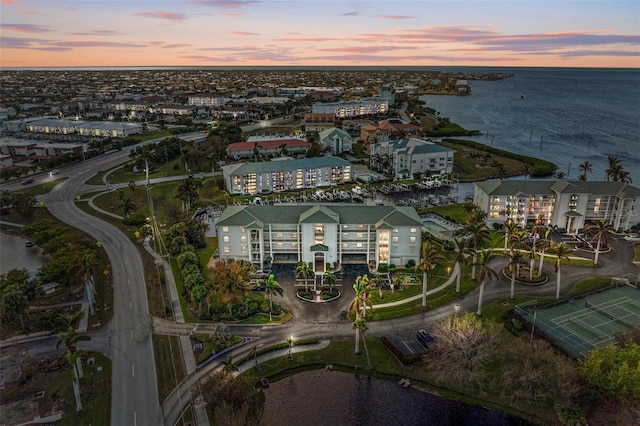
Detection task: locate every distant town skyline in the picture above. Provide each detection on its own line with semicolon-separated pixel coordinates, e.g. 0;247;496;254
1;0;639;68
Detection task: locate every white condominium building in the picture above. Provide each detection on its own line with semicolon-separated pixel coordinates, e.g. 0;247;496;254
215;205;424;272
473;179;640;233
221;156;352;195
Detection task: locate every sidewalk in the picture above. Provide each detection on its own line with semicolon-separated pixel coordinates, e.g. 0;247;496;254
234;340;331;376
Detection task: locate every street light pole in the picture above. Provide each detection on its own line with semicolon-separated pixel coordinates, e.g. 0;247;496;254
253;343;264;372
454;303;460;317
287;336;294;361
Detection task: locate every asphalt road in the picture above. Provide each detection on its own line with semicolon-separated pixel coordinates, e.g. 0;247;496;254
41;142;177;426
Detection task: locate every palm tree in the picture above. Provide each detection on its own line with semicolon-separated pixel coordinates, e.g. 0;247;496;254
452;238;471;293
372;275;385;299
56;309;86;333
352;318;371;369
416;242;445;308
263;274;283;322
56;326;91;353
538;225;559;276
507;250;525;300
587;220;611;266
323;270;337;293
295;261;313;292
605;156;621;181
555;171;567;179
349;275;372;354
221;354;239;374
501;220;518;251
473;250;498;316
118;197;136;218
578;161;592;180
459;221;490;280
526;243;537;281
65;349;84;412
553;242;572;300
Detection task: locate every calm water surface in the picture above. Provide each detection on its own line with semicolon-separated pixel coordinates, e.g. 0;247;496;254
0;232;50;277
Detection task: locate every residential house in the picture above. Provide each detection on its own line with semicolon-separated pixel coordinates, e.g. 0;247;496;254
318;127;353;154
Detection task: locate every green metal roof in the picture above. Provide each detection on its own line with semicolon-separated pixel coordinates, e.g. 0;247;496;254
310;243;329;252
222;156;351;175
475;179;640;198
215;205;424;228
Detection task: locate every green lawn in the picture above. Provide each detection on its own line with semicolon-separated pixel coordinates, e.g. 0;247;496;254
152;334;187;402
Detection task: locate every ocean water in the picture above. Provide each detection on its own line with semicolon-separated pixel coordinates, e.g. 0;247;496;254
421;68;640;183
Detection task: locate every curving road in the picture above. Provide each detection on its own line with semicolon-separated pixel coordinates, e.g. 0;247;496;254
41;145;175;426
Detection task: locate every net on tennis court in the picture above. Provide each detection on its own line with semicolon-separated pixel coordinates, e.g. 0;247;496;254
584;301;632;328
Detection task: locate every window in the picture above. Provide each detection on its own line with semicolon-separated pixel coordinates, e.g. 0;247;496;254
343;242;348;248
241;246;247;253
393;228;399;233
409;236;417;243
222;226;229;232
343;225;348;229
223;246;230;253
276;232;283;238
240;227;246;233
356;233;363;238
392;236;399;243
223;236;230;243
240;235;247;242
343;233;349;238
357;224;364;229
410;227;417;233
356;242;363;248
276;242;283;248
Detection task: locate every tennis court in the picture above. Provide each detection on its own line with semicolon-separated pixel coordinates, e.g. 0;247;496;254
516;284;640;358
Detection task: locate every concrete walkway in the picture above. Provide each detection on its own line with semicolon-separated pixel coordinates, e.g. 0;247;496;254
234;340;331;376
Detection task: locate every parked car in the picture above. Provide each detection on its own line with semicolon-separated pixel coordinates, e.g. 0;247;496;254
49;169;60;175
623;235;640;242
21;178;34;185
416;329;435;348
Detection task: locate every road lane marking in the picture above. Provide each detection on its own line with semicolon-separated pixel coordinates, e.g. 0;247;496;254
128;278;131;286
134;411;137;426
132;365;135;377
131;329;133;339
130;301;132;309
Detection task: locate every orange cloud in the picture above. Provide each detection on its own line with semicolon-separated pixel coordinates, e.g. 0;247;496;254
1;23;51;33
135;11;188;23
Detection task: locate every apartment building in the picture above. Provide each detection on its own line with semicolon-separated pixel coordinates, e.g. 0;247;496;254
303;113;336;132
473;180;640;232
226;138;310;160
312;98;389;118
222;156;352;195
187;92;231;107
215;204;424;271
370;138;454;179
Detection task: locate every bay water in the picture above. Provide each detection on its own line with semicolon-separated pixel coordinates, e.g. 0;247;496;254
421;68;640;183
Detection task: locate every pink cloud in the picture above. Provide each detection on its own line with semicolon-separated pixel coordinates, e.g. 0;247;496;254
1;23;51;33
135;11;188;23
317;45;414;53
229;31;259;36
275;37;342;42
72;30;121;36
189;0;258;9
163;43;192;49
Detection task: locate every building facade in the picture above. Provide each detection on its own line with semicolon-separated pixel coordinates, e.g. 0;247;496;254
318;127;353;154
215;205;424;271
222;156;352;195
226;138;310;160
370;138;454;179
312;98;389;118
473;180;640;232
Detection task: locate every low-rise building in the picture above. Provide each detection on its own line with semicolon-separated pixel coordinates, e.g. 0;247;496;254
312;98;389;118
215;204;424;270
303;113;336;132
222;156;352;195
370;138;454;179
473;179;640;232
318;127;353;154
227;138;310;160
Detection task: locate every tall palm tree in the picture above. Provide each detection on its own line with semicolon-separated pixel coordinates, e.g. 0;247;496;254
416;242;445;308
501;220;518;251
538;225;559;276
372;275;385;299
587;220;611;266
56;326;91;353
349;275;371;354
452;238;471;293
263;274;283;322
459;221;490;280
352;318;371;369
553;242;572;300
578;161;592;180
295;261;313;292
605;156;621;181
473;250;498;316
118;196;136;218
527;243;537;281
323;270;337;293
507;250;525;300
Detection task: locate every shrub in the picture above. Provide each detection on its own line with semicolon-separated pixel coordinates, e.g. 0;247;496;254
378;263;388;273
122;213;148;226
405;259;416;268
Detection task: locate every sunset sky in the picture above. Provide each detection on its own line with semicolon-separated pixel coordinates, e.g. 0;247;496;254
1;0;639;68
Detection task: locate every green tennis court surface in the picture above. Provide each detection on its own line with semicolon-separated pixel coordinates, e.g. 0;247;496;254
516;284;640;358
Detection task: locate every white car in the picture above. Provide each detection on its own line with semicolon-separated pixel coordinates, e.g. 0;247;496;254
623;235;640;242
49;169;60;176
